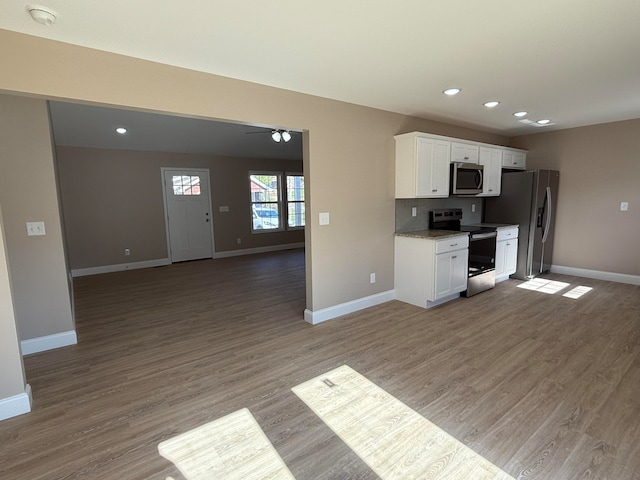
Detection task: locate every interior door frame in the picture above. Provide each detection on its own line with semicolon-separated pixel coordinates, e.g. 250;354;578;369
160;167;215;262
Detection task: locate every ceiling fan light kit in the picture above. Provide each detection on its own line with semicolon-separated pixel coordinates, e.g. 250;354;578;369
26;5;57;25
271;129;292;143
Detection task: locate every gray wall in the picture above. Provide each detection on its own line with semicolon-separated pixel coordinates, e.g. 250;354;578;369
0;95;74;342
512;119;640;276
56;146;304;270
0;207;27;401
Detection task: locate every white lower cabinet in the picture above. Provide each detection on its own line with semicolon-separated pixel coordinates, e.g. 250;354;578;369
495;227;518;281
434;248;469;299
395;234;469;308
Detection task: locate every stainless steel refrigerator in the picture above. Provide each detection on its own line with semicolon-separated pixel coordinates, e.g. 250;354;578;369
484;170;559;280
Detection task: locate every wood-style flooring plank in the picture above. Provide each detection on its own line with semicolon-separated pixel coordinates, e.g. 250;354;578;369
0;250;639;480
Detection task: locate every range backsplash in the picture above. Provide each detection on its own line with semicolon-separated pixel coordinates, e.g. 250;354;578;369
395;197;483;232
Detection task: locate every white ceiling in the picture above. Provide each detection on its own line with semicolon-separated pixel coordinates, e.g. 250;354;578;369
2;0;640;138
48;101;304;160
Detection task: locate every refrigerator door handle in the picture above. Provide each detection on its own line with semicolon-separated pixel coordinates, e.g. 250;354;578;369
541;186;552;243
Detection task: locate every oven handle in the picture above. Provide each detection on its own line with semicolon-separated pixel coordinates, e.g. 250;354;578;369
470;231;497;241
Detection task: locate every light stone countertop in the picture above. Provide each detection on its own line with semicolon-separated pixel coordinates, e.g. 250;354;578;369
467;223;519;230
395;229;470;240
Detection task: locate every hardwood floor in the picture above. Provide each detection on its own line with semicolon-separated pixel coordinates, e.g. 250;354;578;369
1;248;639;479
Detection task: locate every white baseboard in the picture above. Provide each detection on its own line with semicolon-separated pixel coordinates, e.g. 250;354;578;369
72;258;171;277
212;243;305;259
71;245;304;278
304;290;395;325
0;384;32;421
550;265;640;286
21;330;77;355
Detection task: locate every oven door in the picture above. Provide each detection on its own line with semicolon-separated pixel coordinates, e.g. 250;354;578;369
451;162;483;195
464;231;497;297
468;231;496;276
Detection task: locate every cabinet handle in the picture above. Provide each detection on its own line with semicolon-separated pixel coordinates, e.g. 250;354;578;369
513;161;517;165
452;255;457;259
489;189;493;192
464;156;469;160
432;189;437;192
506;243;511;246
450;243;458;247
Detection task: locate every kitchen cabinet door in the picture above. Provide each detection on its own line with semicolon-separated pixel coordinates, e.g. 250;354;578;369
395;133;450;198
478;147;502;196
416;137;451;197
451;142;479;164
502;149;527;170
495;227;519;281
434;249;468;299
505;238;518;275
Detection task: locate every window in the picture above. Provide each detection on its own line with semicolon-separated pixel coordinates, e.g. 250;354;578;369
249;172;305;232
172;175;201;195
286;174;305;228
250;173;282;231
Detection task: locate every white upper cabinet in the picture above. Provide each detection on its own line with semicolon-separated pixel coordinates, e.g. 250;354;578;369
502;149;527;169
478;146;502;196
395;133;451;198
394;132;527;198
451;142;479;164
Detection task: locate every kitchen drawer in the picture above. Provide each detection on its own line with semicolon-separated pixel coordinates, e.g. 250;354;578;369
435;235;469;254
497;227;518;241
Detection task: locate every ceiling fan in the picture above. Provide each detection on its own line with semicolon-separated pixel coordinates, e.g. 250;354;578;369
245;128;293;143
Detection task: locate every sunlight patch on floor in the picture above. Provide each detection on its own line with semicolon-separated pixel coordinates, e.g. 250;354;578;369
158;408;294;480
517;278;570;294
562;285;593;299
517;278;594;299
292;365;515;480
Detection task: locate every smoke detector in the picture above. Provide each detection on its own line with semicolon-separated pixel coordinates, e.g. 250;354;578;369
26;5;57;26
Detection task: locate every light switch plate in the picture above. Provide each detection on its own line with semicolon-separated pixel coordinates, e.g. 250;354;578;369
620;201;629;211
219;205;229;212
26;221;46;236
319;212;330;225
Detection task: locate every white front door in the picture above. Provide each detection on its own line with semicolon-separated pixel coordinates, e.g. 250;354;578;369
162;168;214;262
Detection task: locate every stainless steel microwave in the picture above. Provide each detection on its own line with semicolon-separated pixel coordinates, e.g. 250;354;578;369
451;162;483;195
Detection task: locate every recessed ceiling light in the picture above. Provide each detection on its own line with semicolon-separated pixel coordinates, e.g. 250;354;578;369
443;88;461;96
537;119;551;125
115;127;127;134
483;101;500;108
513;111;528;117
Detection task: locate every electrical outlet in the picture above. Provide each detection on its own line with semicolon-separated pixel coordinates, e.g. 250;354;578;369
411;207;417;217
471;203;476;213
237;237;242;244
370;273;376;284
319;212;330;225
124;248;131;256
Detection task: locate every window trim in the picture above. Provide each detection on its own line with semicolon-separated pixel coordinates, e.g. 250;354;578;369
285;172;305;230
249;171;284;234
